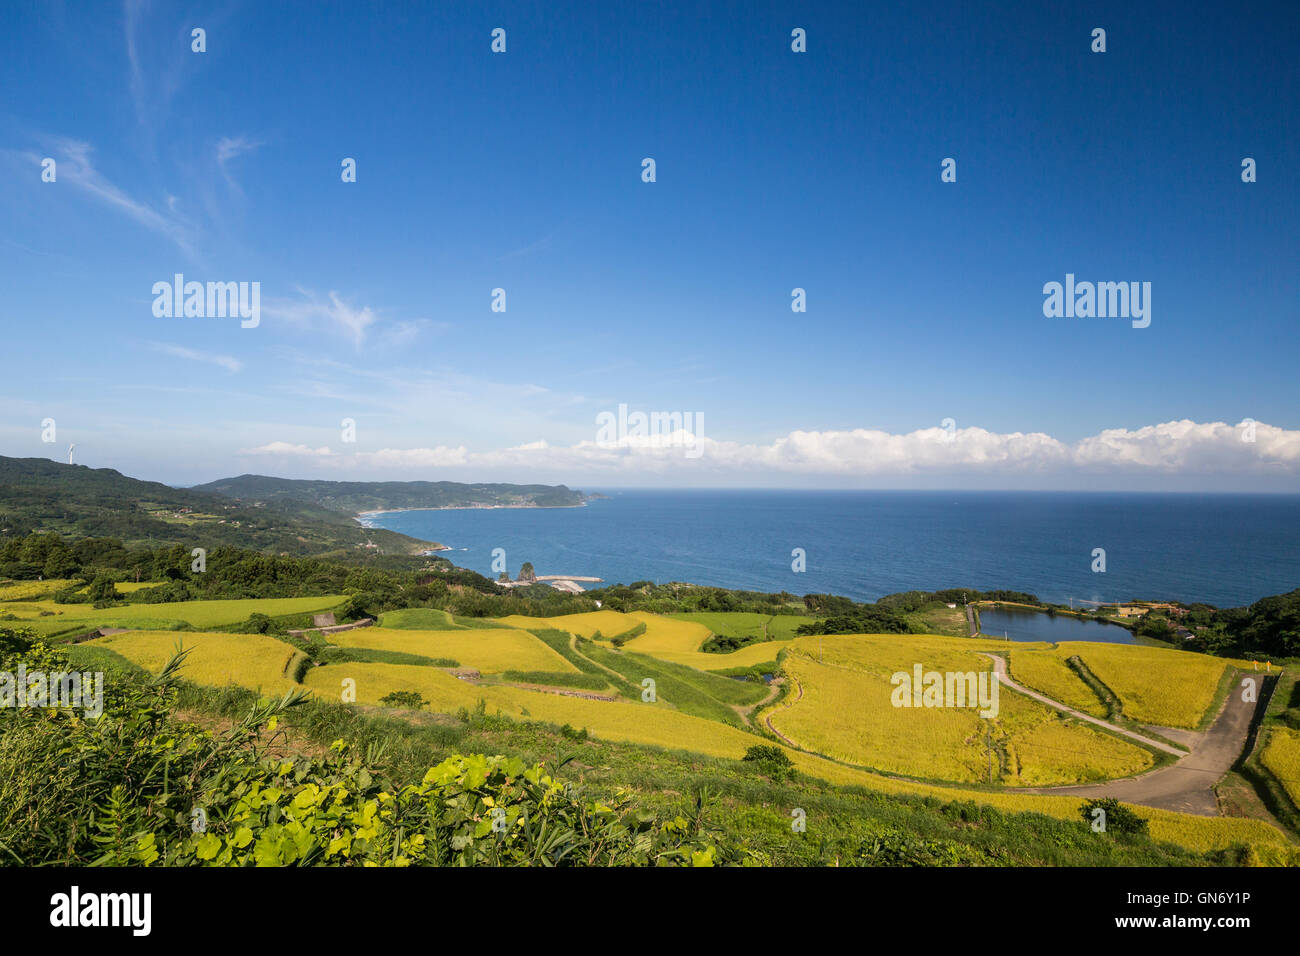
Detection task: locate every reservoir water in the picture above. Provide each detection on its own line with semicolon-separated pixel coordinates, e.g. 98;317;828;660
976;606;1137;644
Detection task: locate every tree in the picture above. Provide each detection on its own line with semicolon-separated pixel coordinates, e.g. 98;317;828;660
43;549;80;579
86;575;120;604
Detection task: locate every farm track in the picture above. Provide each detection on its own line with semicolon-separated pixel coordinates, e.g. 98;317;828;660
1001;664;1269;816
732;676;784;729
483;680;617;702
568;633;633;691
982;653;1186;756
762;674;803;748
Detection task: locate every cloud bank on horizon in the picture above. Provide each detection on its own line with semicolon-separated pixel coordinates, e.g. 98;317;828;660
238;418;1300;487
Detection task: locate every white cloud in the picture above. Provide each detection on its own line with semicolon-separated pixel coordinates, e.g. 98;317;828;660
229;419;1300;480
241;441;334;457
44;139;194;253
215;136;261;190
262;289;381;347
150;342;243;373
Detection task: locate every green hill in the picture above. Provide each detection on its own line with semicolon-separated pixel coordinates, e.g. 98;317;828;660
0;456;433;557
191;474;592;513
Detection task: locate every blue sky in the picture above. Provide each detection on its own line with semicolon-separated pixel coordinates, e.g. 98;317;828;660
1;0;1297;489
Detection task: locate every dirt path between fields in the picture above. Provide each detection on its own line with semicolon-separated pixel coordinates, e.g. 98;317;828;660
484;680;617;702
762;674;803;748
995;661;1267;816
733;676;785;728
568;633;633;690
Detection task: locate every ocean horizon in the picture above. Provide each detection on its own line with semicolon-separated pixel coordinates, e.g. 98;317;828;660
361;489;1300;608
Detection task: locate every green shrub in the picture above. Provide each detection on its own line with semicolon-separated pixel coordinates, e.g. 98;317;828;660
742;744;795;781
379;690;427;710
559;724;589;741
1080;798;1149;837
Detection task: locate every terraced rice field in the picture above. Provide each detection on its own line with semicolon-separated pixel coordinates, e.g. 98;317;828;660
505;610;789;671
621;612;787;669
669;611;807;642
1006;649;1109;718
1052;642;1241;729
23;595;349;636
62;598;1293;858
378;608;465;630
0;601;60;620
305;661;777;751
494;610;640;638
297;652;1291;856
89;630;301;695
764;635;1152;785
328;626;576;675
98;581;164;594
1260;726;1300;808
0;579;78;601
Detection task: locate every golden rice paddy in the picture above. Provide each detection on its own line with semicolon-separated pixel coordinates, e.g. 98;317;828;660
763;635;1152;785
89;630;301;695
328;626;576;674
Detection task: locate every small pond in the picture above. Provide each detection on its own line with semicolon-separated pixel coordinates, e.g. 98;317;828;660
978;606;1137;644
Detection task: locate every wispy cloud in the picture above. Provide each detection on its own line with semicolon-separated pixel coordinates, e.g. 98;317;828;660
124;0;211;137
149;341;243;373
38;138;195;253
215;136;261;191
262;289;443;349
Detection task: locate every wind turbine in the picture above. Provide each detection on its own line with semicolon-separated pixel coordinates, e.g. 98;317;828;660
67;444;76;464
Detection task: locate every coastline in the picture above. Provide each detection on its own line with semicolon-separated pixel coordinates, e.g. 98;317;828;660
355;501;591;545
356;501;588;520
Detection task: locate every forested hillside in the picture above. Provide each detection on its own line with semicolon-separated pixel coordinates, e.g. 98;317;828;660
0;457;432;558
192;474;591;513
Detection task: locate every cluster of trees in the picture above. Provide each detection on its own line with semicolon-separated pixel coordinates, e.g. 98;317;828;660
1103;592;1300;661
0;531;131;582
795;589;1039;636
0;532;593;621
1174;590;1300;659
796;607;910;635
586;581;805;615
875;588;1038;612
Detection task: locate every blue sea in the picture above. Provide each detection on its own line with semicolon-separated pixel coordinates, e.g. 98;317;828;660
364;491;1300;609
